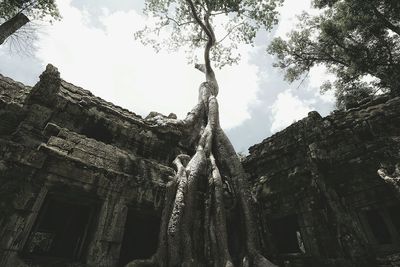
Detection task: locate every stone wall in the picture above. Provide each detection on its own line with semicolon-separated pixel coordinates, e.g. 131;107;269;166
1;65;400;267
244;95;400;266
0;65;182;266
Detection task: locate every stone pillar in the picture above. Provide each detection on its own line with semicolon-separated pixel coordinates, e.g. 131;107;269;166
87;194;128;267
0;187;48;266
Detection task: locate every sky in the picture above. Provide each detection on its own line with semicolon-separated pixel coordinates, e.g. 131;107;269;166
0;0;335;153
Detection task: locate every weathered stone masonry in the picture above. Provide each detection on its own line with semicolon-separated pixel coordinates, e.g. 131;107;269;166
1;65;400;266
0;65;185;267
245;95;400;266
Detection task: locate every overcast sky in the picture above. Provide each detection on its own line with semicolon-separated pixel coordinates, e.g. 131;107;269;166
0;0;335;153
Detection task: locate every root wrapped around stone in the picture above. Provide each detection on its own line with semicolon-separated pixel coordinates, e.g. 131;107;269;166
127;2;276;263
126;78;277;267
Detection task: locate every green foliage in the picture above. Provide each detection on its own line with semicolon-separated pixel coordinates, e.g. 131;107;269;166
268;0;400;109
136;0;283;68
0;0;60;22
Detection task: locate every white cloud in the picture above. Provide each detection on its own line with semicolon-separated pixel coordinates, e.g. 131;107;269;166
273;1;336;107
308;65;329;88
33;0;260;129
217;47;260;129
274;0;313;38
307;65;336;103
270;90;312;133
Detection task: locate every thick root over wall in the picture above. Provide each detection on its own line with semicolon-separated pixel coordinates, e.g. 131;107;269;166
126;81;277;267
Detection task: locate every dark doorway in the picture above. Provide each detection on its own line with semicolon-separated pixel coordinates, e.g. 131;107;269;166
227;207;245;266
270;214;304;254
118;209;160;266
365;209;392;245
24;196;95;262
388;205;400;234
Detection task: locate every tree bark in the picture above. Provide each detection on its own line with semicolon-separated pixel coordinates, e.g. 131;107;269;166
372;6;400;36
0;13;30;45
126;1;277;266
378;165;400;199
127;77;276;267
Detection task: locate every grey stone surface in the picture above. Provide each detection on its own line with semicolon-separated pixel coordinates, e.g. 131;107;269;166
244;94;400;266
1;65;400;266
0;65;177;267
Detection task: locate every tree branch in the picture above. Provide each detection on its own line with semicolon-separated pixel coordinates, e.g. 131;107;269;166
210;9;236;16
203;13;219;92
372;6;400;36
185;0;212;40
166;16;196;27
185;0;218;94
217;22;245;44
0;12;30;45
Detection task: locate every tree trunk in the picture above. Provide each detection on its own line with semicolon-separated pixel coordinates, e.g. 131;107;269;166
0;13;29;45
126;2;277;265
378;165;400;199
126;43;276;267
126;76;276;267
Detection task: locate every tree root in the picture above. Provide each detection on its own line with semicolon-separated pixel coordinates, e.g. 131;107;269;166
126;77;276;266
125;257;157;267
378;164;400;198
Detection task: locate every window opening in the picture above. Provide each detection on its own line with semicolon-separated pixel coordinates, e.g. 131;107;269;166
388;205;400;234
270;214;304;254
365;209;392;245
24;197;95;261
118;209;160;266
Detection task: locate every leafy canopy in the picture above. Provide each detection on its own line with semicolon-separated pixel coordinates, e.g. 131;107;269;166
0;0;60;22
268;0;400;109
136;0;283;68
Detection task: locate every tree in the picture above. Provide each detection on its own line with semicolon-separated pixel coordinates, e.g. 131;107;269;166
267;0;400;109
378;163;400;199
0;0;60;45
127;0;282;266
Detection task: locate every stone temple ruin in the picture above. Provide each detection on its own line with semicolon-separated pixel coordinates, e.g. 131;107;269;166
1;65;400;266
